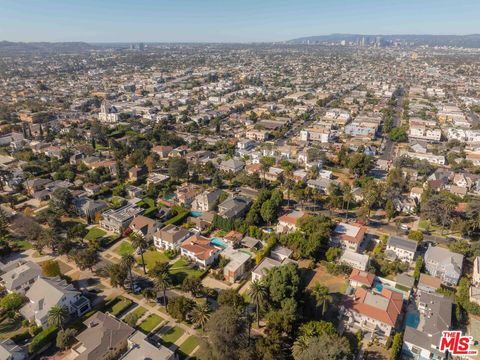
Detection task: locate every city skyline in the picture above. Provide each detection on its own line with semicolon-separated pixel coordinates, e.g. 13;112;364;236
0;0;479;43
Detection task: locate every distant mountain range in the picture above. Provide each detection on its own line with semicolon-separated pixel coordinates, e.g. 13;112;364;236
0;41;97;54
287;34;480;48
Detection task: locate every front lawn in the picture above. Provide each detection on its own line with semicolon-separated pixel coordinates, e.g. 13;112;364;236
85;227;107;242
130;306;147;318
178;335;201;358
160;326;185;347
170;258;205;284
138;314;163;333
117;241;135;256
138;250;170;271
109;297;133;317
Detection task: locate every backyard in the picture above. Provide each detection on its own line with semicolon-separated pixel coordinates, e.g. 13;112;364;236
300;261;348;295
85;227;107;242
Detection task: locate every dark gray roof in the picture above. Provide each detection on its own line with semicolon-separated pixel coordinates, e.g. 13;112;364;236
387;236;418;252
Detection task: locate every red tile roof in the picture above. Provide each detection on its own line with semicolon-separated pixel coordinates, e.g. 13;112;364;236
181;234;221;261
344;287;403;326
349;269;375;287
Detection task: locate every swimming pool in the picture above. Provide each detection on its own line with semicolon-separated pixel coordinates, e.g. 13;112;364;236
190;211;203;217
374;282;406;298
406;313;420;329
210;237;227;249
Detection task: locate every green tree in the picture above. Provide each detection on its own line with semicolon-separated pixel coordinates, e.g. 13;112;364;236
130;232;147;274
167;296;195;321
121;254;136;290
48;305;68;329
260;200;276;225
0;293;27;311
390;332;403;360
414;256;423;282
264;263;301;307
56;328;77;350
191;303;211;330
385;199;396;221
154;271;171;307
168;157;188;179
248;279;268;328
311;284;333;317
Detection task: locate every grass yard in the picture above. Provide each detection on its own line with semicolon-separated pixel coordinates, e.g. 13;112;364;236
300;261;348;295
160;326;185;347
85;227;107;242
170;258;205;284
15;239;32;250
0;318;26;340
138;314;163;333
178;335;201;359
117;241;135;256
130;306;147;319
109;297;133;317
138;250;170;271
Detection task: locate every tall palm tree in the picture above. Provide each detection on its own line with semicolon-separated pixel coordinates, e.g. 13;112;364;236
142;288;156;303
48;305;68;329
342;184;353;220
312;284;333;317
248;280;268;328
191;303;210;330
121;254;135;290
130;233;147;274
154;271;171;307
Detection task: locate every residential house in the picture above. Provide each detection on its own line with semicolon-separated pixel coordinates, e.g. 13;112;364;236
331;222;367;252
222;248;251;283
100;204;144;234
251;257;282;282
20;277;91;327
270;245;293;262
349;269;375;289
218;196;251;219
180;234;222;267
223;231;243;247
0;261;41;294
152;145;173;158
187;211;215;231
71;312;134;360
0;339;26;360
276;210;306;233
153;224;191;250
129;215;159;242
219;159;245;173
341;288;403;343
424;246;463;286
403;292;452;360
73;197;107;219
385;236;417;263
175;184;200;207
339;250;370;271
120;331;176;360
191;189;223;212
417;274;442;293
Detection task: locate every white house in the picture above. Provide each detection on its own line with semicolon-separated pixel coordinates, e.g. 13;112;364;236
153;224;191;250
385;236;417;263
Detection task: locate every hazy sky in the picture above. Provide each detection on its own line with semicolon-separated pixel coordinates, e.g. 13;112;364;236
1;0;479;43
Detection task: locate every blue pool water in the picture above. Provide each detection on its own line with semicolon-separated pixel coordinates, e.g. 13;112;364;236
163;193;175;201
406;313;420;329
210;237;227;249
374;282;384;292
190;211;203;217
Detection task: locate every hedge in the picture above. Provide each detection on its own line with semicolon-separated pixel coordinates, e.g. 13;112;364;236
28;326;58;354
164;208;189;226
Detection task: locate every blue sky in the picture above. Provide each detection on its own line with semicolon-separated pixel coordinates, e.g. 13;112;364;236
0;0;478;42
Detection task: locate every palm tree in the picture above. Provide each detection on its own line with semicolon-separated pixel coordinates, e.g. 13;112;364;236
130;233;147;274
292;335;310;359
48;305;68;329
106;263;128;288
142;288;156;303
191;303;210;330
121;254;135;290
342;184;353;220
154;271;171;307
248;279;268;328
311;284;333;317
